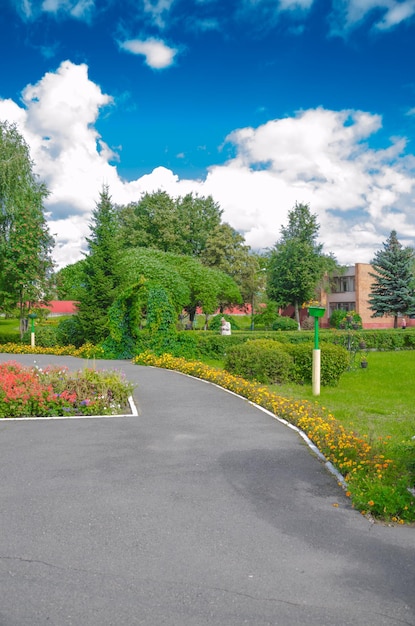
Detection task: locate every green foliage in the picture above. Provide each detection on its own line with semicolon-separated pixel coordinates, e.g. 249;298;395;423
272;316;298;331
200;223;263;306
101;281;148;359
225;339;294;384
119;191;222;257
330;309;362;330
0;331;20;344
144;286;178;355
54;259;86;300
56;316;86;348
77;186;122;343
252;301;279;329
267;202;337;327
192;333;244;359
369;230;415;327
22;325;58;348
117;248;241;322
285;342;349;386
0;121;54;330
208;313;240;331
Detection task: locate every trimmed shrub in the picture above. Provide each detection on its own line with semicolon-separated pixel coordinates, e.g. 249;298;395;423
22;326;58;348
224;339;294;384
0;332;21;345
56;316;85;348
285;342;349;386
272;316;298;331
193;333;245;359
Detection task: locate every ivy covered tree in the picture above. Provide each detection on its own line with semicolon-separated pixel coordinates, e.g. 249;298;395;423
116;247;241;327
267;202;336;329
0;121;54;333
77;186;121;343
368;230;415;328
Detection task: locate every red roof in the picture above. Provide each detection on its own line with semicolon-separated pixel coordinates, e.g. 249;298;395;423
38;301;78;315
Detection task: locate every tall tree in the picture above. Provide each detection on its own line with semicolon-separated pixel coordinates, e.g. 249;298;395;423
368;231;415;328
267;202;335;329
200;223;265;311
54;259;86;300
0;121;54;333
176;193;222;257
118;191;222;257
77;186;121;343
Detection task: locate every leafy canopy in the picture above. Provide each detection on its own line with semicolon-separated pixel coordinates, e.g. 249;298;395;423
267;202;336;328
0;121;54;328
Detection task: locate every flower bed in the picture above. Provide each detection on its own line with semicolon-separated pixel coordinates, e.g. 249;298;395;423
0;361;134;417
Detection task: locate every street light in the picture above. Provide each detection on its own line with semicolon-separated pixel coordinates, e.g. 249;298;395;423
307;305;325;396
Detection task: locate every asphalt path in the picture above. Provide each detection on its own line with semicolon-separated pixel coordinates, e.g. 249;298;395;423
0;354;414;626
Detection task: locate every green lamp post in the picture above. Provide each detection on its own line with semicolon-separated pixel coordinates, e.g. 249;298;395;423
307;305;325;396
28;313;37;348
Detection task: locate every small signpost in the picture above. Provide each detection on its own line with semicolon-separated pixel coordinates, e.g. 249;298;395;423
307;306;325;396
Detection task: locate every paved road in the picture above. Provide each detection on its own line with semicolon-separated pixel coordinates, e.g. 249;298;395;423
0;354;414;626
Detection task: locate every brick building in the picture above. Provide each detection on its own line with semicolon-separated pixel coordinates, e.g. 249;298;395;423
319;263;414;329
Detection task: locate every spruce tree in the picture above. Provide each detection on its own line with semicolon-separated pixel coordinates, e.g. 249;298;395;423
77;186;121;343
369;230;415;328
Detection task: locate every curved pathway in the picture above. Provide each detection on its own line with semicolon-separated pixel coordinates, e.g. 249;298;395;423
0;354;414;626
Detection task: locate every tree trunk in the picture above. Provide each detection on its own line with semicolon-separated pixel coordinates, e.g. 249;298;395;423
294;301;301;331
394;314;398;329
188;306;197;328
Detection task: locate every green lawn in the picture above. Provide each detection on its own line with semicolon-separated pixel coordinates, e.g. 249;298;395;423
0;318;20;333
200;350;415;445
269;351;415;443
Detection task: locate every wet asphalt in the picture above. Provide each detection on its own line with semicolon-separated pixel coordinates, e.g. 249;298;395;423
0;353;414;626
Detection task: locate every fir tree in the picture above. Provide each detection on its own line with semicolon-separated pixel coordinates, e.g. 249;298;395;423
77;186;121;343
369;230;415;328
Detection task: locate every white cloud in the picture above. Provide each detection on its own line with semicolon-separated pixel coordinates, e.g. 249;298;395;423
143;0;175;28
119;38;178;69
14;0;95;20
376;0;415;29
330;0;415;32
1;62;415;269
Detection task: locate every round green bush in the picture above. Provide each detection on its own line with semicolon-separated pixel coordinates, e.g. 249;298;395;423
286;342;349;386
56;316;85;347
224;339;294;384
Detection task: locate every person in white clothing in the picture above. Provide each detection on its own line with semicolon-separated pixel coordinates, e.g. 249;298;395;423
220;317;231;335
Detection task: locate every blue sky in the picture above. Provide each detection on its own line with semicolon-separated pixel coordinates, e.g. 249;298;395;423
1;0;415;268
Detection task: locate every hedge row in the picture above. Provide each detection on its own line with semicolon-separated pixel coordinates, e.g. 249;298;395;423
224;339;349;386
3;324;415;358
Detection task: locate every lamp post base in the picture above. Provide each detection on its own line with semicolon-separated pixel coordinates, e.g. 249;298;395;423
312;349;321;396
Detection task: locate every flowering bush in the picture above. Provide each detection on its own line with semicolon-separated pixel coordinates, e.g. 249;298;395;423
0;361;134;417
0;342;105;359
133;351;415;523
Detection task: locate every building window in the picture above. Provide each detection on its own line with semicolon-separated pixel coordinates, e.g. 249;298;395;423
329;302;356;316
332;276;355;293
